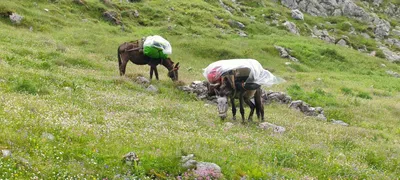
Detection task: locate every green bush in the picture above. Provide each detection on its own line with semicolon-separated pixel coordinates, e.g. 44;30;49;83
341;87;354;95
356;91;372;99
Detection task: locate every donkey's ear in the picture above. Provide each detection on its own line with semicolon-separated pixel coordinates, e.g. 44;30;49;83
175;62;180;69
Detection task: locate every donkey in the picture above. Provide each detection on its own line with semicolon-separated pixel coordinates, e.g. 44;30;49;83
214;73;264;123
117;41;180;81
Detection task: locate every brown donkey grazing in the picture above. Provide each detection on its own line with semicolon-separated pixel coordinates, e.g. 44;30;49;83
214;73;264;123
117;41;180;81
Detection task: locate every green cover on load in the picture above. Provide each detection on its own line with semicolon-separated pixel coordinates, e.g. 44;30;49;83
143;46;168;59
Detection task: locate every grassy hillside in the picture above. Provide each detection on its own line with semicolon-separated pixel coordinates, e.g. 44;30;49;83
1;0;400;179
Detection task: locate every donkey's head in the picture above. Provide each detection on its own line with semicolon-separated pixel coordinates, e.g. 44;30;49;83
164;59;179;81
215;89;229;120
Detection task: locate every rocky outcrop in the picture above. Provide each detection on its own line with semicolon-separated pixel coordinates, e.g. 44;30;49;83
379;46;400;63
103;11;121;25
283;21;300;35
289;100;327;120
274;45;299;62
280;0;397;41
374;18;391;39
179;81;328;121
312;26;336;43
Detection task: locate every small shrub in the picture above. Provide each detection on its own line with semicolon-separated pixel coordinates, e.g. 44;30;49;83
341;87;354;95
326;108;354;121
320;48;346;62
14;79;38;94
356;91;372;99
375;50;386;59
364;151;386;169
287;84;305;100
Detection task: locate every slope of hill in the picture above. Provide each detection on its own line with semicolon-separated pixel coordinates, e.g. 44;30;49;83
1;0;400;179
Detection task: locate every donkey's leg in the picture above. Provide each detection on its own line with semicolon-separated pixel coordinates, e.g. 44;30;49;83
154;67;159;80
244;98;255;122
230;96;236;120
149;67;154;80
239;92;246;123
119;54;129;76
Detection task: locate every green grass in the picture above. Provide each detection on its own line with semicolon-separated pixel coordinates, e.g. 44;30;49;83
1;0;400;179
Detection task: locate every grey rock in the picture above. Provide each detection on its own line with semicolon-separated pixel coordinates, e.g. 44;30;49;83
384;3;400;19
312;26;335;43
379;46;400;62
103;11;121;25
392;29;400;37
331;119;349;126
292;9;304;20
281;0;298;9
336;39;348;47
386;70;400;78
122;152;140;166
2;149;11;158
224;122;234;131
41;132;55;141
283;21;300;35
219;0;234;14
146;85;158;92
316;114;327;121
259;122;286;133
182;159;197;169
385;38;400;48
136;76;150;84
181;154;195;163
238;31;248;37
263;90;292;104
374;19;391;39
134;10;139;17
358;45;368;53
229;20;245;29
181;154;197;169
342;0;371;22
195;162;222;179
361;33;371;39
9;13;23;24
373;0;383;7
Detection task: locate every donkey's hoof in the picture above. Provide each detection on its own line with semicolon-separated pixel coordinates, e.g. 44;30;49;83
232;116;236;121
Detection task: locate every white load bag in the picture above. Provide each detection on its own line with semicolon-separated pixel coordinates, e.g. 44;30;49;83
203;59;282;86
143;35;172;55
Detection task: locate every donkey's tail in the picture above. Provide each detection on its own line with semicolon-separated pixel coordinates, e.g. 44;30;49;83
117;45;122;68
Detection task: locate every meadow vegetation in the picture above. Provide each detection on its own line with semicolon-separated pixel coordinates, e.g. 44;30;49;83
0;0;400;179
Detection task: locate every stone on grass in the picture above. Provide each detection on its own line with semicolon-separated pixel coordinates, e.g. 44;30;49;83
2;149;11;158
259;122;286;133
331;119;349;126
291;9;304;20
194;162;222;179
10;13;23;24
41;132;55;141
122;152;140;166
181;154;197;169
146;85;158;92
136;76;150;84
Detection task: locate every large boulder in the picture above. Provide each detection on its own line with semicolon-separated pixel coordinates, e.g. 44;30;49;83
374;19;391;39
342;0;371;22
291;9;304;20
